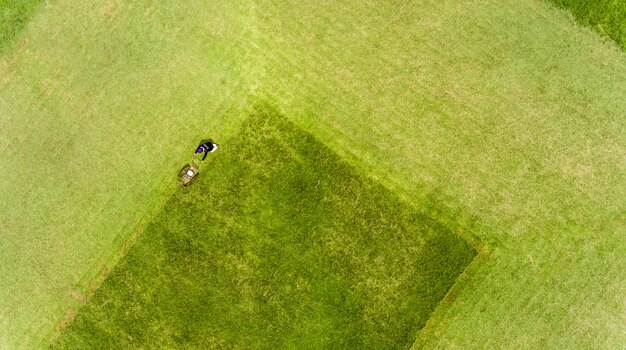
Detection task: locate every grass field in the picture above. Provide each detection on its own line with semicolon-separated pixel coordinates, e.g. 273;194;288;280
51;110;474;348
1;0;625;349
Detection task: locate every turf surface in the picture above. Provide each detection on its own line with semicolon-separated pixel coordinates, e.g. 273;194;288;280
52;109;475;349
1;0;625;348
548;0;626;50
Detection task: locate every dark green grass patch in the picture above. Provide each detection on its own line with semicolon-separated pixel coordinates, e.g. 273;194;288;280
0;0;42;51
548;0;626;50
52;107;475;349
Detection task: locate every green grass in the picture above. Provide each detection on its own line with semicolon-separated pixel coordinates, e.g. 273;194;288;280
548;0;626;50
1;0;625;348
51;109;475;349
0;0;41;51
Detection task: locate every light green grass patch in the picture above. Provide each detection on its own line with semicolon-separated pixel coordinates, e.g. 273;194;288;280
51;107;475;349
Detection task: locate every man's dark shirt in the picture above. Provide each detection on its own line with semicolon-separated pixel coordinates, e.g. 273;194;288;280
196;141;216;161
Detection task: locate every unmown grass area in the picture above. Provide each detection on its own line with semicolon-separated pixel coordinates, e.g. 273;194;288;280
548;0;626;50
0;0;41;51
52;109;475;349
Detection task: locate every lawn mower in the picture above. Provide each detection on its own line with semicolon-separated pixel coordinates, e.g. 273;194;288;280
178;141;220;187
177;154;203;187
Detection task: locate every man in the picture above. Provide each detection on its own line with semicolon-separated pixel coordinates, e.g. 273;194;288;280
195;139;219;161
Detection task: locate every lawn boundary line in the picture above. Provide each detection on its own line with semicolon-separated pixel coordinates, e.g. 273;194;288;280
411;248;493;349
43;104;253;346
271;106;491;347
47;98;485;347
45;175;178;345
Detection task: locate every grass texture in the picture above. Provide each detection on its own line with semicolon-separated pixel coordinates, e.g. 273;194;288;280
52;109;475;349
1;0;625;348
548;0;626;50
0;0;41;51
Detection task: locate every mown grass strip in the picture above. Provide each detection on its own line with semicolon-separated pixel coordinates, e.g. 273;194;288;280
52;106;475;349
